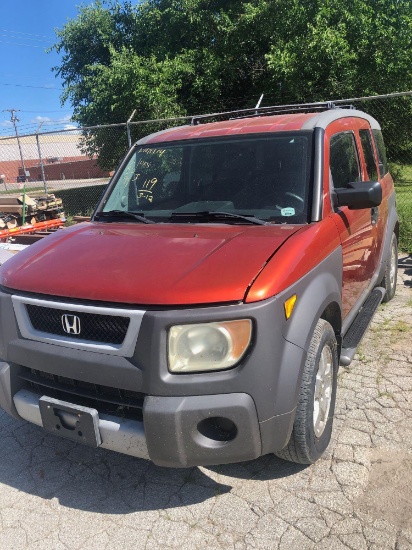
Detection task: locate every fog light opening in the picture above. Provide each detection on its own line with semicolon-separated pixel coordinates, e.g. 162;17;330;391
197;417;237;442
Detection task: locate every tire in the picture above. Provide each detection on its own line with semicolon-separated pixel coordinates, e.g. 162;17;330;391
275;319;338;464
380;233;398;303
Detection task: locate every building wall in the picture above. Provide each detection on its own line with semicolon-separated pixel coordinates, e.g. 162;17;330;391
22;159;109;181
0;158;108;183
0;134;108;183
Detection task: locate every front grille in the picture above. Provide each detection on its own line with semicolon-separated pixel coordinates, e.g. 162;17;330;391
26;304;130;345
19;367;145;421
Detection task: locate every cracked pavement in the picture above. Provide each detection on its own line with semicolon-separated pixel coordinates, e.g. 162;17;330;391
1;255;411;549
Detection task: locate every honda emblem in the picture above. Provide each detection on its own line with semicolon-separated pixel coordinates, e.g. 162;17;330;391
61;314;81;335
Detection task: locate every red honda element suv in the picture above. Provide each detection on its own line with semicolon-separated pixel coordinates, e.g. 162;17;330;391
0;103;398;467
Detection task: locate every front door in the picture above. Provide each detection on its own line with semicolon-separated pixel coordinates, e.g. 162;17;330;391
328;127;377;319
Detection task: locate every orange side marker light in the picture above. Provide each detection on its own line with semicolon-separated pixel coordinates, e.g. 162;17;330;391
284;294;297;320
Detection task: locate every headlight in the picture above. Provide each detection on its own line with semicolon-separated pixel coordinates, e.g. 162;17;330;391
168;319;252;373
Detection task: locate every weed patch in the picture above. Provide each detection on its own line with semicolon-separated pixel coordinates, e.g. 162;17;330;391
55;185;106;216
395;182;412;252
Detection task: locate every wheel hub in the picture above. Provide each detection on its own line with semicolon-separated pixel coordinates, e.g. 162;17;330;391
389;243;396;288
313;346;333;438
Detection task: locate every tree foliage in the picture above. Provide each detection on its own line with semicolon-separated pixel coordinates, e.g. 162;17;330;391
51;0;412;166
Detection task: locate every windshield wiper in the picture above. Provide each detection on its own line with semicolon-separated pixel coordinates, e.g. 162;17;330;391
94;210;156;224
170;211;267;226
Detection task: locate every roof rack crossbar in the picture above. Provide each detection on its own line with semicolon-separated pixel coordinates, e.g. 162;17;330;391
233;105;330;120
191;101;354;125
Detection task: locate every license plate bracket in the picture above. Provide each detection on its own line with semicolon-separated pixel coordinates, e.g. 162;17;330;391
39;396;101;447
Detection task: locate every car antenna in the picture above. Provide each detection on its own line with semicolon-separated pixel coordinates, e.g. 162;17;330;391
255;94;264;114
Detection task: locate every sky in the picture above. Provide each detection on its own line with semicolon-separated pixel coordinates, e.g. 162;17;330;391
0;0;113;137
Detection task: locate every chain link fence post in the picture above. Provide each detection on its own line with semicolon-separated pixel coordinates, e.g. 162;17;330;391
35;123;48;195
126;110;136;149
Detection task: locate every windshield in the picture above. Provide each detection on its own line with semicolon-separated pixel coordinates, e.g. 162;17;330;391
100;133;312;224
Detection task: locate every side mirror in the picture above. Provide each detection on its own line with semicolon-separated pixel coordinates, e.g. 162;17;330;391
333;181;382;210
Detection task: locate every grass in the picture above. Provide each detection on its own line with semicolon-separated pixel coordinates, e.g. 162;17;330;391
356;345;367;362
54;185;105;217
395;184;412;252
370;317;391;332
371;318;411;335
0;187;45;195
65;213;94;226
378;391;395;400
390;162;412;184
390;321;411;333
390;163;412;251
382;163;412;252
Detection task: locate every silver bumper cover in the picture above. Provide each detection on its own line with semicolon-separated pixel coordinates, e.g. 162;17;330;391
13;388;149;459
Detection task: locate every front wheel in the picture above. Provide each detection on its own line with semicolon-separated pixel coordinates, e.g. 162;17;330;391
275;319;338;464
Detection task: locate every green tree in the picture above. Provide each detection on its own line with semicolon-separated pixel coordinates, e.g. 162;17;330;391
51;0;412;167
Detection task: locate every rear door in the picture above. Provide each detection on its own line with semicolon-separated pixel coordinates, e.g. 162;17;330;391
358;128;386;279
370;129;392;267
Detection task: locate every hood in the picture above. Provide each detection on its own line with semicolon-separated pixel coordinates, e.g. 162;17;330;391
0;222;301;305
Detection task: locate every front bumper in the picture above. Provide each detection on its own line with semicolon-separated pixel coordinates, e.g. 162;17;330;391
1;362;294;467
13;387;150;460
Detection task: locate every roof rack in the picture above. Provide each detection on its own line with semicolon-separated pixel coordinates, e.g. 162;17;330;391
191;101;354;126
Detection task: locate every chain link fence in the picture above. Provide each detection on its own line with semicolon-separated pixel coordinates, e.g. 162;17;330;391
0;93;411;249
0;118;190;222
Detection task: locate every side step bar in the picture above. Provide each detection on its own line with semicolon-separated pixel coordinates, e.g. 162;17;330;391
340;287;385;367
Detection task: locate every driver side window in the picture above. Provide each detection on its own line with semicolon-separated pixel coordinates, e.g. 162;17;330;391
330;132;361;189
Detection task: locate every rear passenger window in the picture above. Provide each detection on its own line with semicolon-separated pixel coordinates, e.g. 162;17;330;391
372;130;388;177
330;132;361;188
359;129;378;181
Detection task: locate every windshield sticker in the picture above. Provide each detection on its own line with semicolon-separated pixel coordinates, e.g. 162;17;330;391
281;207;295;217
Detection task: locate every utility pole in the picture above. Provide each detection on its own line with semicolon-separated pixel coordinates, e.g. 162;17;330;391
3;109;27;181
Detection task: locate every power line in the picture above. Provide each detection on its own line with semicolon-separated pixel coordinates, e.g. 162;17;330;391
0;29;54;39
3;73;60;82
25;122;74;128
0;33;53;44
21;109;73;114
2;120;76;129
33;119;73;124
0;40;49;49
0;82;62;91
2;119;71;126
